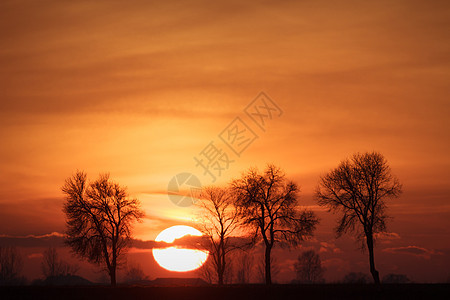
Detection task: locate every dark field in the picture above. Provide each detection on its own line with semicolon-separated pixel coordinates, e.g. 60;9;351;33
1;284;449;300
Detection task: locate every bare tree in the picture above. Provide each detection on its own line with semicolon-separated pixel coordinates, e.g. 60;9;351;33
124;262;148;283
41;247;59;278
234;250;253;284
196;258;215;284
316;152;402;284
0;246;23;285
294;250;325;283
196;256;233;284
62;171;144;286
232;165;318;284
41;247;79;278
195;186;239;285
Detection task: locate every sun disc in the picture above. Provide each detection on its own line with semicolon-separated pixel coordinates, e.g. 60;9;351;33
152;225;208;272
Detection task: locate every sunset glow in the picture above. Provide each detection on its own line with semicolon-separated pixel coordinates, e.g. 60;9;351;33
0;0;449;285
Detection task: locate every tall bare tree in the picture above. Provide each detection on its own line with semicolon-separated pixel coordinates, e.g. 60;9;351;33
316;152;402;284
62;171;144;286
294;250;325;283
232;165;318;284
234;250;253;284
196;186;239;285
0;246;23;285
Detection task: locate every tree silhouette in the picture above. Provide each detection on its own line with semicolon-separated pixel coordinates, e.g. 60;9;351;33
234;250;253;284
197;255;233;284
41;247;79;278
294;250;325;283
196;258;215;284
342;272;370;284
382;273;411;284
316;152;402;284
62;171;144;286
124;262;148;283
0;246;24;285
196;186;239;285
232;165;318;284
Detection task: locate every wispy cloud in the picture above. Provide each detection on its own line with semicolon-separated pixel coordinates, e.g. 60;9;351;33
375;232;400;240
375;232;401;244
27;253;44;259
0;232;65;239
382;246;443;260
0;232;65;247
319;241;342;254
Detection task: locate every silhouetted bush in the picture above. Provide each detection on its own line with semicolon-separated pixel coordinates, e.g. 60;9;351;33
40;274;93;286
342;272;370;284
382;273;411;284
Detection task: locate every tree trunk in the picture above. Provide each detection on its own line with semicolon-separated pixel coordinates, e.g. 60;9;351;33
110;266;117;287
217;240;225;285
366;233;380;284
265;245;272;285
218;263;224;285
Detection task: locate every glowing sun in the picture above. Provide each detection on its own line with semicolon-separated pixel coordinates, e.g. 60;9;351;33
152;225;208;272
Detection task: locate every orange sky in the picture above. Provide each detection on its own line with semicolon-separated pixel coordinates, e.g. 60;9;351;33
0;0;449;282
